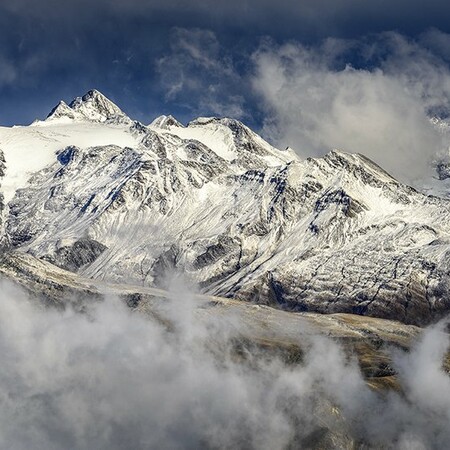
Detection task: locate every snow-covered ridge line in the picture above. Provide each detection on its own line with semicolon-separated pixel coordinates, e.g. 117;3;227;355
0;89;297;203
2;89;450;326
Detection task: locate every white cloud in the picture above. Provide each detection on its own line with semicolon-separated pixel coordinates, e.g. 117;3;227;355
251;33;450;183
0;278;448;449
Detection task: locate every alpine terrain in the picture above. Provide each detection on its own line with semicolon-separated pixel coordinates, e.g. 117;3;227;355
1;89;450;449
1;89;450;326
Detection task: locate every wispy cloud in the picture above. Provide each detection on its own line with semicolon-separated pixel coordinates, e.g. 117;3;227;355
0;56;17;87
157;28;247;119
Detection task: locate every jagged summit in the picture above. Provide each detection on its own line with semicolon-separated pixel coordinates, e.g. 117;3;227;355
149;114;183;129
46;89;130;124
69;89;127;123
46;100;78;121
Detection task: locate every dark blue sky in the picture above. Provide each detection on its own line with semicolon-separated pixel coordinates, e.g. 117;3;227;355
1;0;450;127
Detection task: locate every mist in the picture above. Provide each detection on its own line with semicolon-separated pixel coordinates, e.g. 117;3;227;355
0;277;448;449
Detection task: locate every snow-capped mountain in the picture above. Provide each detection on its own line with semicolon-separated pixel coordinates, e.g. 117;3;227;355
46;89;130;124
1;89;450;325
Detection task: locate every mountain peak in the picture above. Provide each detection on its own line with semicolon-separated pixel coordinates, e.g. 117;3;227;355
68;89;127;123
5;97;450;329
45;89;129;124
46;100;78;121
149;114;183;130
69;89;113;107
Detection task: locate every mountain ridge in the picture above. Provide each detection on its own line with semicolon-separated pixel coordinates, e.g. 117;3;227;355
1;90;450;325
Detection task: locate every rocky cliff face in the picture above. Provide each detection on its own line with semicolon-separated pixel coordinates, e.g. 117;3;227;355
2;90;450;325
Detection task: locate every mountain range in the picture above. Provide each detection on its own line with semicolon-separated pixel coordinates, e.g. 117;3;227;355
1;89;450;327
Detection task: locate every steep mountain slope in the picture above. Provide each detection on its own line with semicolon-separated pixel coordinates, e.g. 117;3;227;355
1;90;450;325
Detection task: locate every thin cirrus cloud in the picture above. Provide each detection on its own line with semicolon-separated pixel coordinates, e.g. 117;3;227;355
156;28;247;120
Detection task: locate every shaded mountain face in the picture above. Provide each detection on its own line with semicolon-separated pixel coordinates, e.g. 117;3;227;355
1;90;450;325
